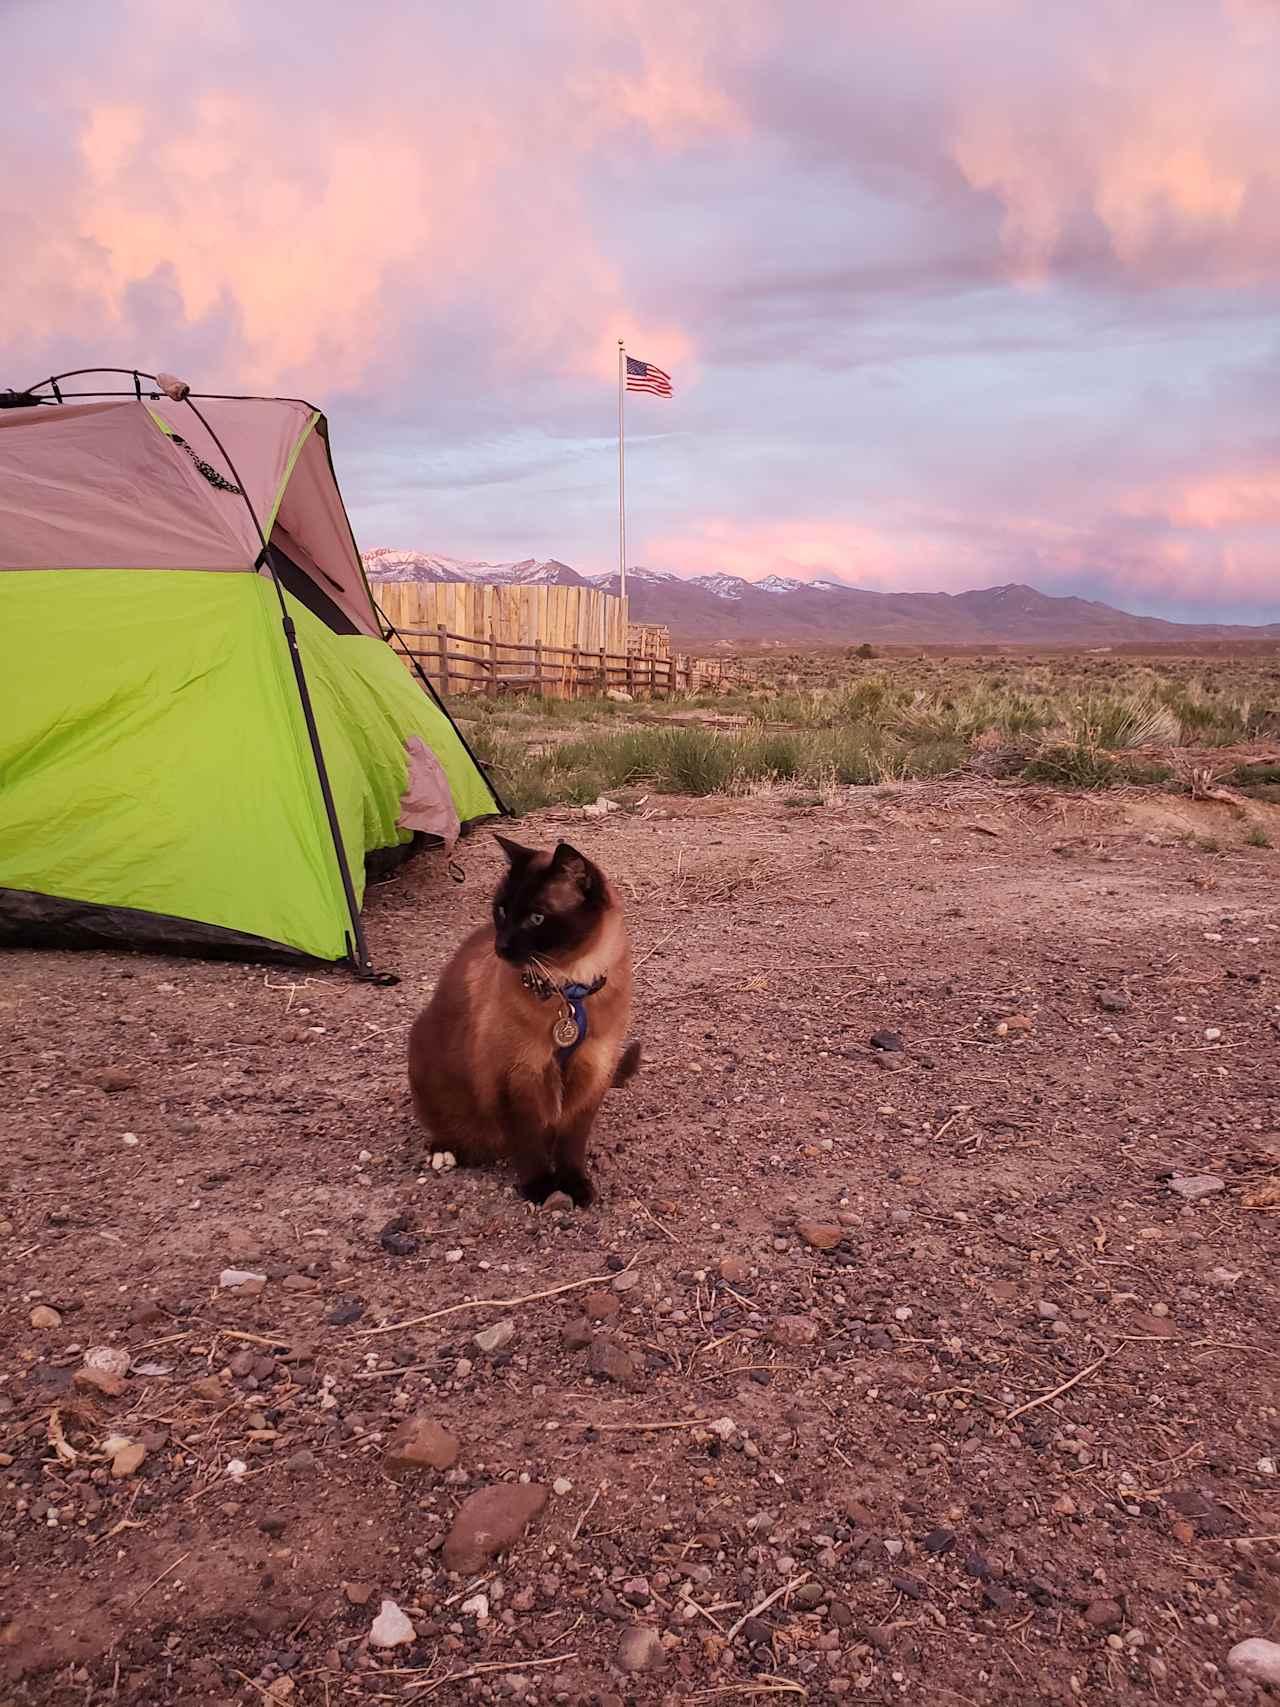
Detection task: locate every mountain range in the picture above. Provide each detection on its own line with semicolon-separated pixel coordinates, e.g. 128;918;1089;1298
361;548;1280;647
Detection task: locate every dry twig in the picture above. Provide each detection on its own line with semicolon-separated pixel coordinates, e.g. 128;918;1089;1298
725;1575;812;1645
354;1268;631;1339
1005;1349;1117;1423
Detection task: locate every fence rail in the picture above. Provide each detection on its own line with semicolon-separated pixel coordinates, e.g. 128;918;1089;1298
372;579;754;700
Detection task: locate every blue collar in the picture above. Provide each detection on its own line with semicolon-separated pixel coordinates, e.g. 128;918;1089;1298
558;982;595;1064
521;961;607;1067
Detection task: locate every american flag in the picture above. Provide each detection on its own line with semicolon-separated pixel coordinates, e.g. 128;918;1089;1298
625;355;673;397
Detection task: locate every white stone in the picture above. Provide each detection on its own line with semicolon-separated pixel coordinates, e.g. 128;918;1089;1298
460;1593;490;1622
219;1268;267;1289
1168;1175;1225;1202
431;1150;457;1172
474;1318;515;1354
553;1477;574;1495
83;1345;131;1378
1227;1638;1280;1686
369;1599;417;1649
708;1417;737;1441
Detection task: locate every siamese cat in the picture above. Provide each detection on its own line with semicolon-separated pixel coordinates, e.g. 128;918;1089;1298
408;836;639;1206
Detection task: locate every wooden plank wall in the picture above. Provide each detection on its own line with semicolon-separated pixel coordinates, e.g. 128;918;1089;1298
371;581;765;703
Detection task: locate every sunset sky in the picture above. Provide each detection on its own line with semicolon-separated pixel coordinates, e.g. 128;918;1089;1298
5;0;1280;622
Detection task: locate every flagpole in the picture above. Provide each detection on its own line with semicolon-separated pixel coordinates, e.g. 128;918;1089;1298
617;339;627;608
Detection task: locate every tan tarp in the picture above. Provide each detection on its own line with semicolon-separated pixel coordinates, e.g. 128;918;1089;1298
0;395;378;636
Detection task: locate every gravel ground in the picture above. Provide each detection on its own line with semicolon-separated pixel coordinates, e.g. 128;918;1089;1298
2;781;1278;1706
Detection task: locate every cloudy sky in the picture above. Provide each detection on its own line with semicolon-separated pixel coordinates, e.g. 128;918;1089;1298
5;0;1280;622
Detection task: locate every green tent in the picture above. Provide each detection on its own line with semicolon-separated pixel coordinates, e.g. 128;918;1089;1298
0;369;502;969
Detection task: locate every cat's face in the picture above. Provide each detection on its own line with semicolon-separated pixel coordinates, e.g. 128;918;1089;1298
491;836;607;966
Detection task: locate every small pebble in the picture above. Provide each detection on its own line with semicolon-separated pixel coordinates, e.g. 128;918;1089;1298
1228;1639;1280;1687
369;1599;416;1649
474;1319;515;1354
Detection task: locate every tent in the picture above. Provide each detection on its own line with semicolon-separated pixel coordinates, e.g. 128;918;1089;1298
0;369;503;969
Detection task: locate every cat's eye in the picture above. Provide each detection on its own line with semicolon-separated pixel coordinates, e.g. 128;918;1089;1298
495;905;506;920
526;912;544;927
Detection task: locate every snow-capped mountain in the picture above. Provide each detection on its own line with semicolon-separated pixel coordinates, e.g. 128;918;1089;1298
362;550;1280;645
361;548;586;587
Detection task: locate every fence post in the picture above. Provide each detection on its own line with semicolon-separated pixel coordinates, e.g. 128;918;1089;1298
599;647;608;693
627;651;637;697
534;638;544;698
488;632;498;697
437;625;450;696
649;655;656;698
571;643;580;701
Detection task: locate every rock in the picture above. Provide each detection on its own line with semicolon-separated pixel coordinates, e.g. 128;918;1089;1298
1169;1174;1225;1201
920;1528;955;1554
30;1305;61;1330
1133;1313;1176;1338
622;1577;651;1607
1037;1301;1060;1320
460;1592;491;1621
718;1257;749;1284
1228;1639;1280;1686
385;1416;459;1476
1207;1266;1242;1287
379;1231;419;1258
768;1315;818;1348
442;1483;548;1573
1096;991;1130;1014
793;1582;825;1609
229;1349;256;1378
191;1376;224;1403
543;1191;574;1212
97;1066;138;1092
327;1299;365;1326
474;1318;515;1354
110;1441;147;1479
869;1030;905;1052
1085;1599;1123;1631
605;689;633;704
73;1367;125;1399
587;1337;644;1387
584;1291;619;1321
430;1150;457;1172
344;1582;373;1606
615;1624;662;1672
219;1268;268;1290
562;1318;594;1351
369;1599;416;1649
796;1221;842;1252
284;1449;317;1475
612;1270;640;1293
258;1513;289;1537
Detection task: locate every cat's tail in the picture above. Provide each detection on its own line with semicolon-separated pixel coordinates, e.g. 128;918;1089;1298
611;1040;642;1089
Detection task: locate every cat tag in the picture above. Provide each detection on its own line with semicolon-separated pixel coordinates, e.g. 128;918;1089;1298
553;1012;580;1049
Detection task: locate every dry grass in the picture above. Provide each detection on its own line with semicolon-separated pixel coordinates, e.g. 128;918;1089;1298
455;651;1280;813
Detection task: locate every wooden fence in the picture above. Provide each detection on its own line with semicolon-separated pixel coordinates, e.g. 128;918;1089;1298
371;580;754;700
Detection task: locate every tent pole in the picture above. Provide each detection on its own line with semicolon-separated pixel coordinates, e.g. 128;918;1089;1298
180;398;377;977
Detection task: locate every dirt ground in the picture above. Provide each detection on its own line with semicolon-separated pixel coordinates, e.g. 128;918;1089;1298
2;781;1278;1706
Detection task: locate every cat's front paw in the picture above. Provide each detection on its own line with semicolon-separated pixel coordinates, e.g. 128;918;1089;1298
555;1165;595;1209
518;1171;560;1204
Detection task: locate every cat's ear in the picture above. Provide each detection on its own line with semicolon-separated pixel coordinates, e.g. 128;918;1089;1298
495;834;537;866
551;842;596;893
